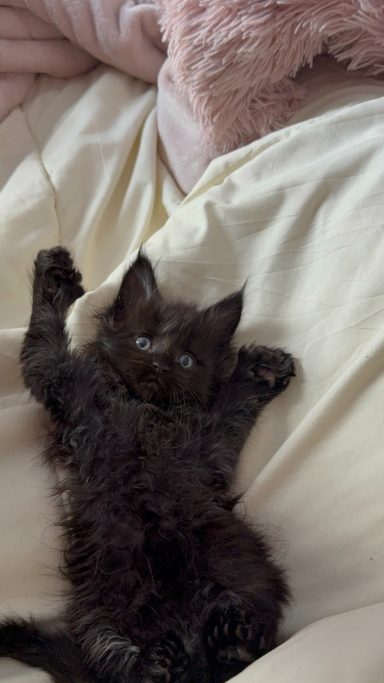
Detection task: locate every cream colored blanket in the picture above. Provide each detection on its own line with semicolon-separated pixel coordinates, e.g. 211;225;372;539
1;62;384;681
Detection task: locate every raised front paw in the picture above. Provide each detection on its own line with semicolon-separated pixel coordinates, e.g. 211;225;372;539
235;344;295;396
33;246;84;310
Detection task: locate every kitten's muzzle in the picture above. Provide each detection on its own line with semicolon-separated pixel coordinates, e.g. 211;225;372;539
152;359;170;374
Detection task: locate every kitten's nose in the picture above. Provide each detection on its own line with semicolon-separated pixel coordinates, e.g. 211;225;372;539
152;359;170;373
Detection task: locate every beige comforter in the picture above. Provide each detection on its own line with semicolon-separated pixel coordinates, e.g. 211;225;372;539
1;62;384;681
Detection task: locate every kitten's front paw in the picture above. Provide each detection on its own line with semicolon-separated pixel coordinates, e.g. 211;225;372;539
236;345;295;396
33;246;84;309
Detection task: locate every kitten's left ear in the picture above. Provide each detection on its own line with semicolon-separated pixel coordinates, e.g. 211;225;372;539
202;287;244;344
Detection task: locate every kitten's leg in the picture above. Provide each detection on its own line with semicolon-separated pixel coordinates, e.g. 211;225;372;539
203;590;278;681
205;345;295;490
135;634;190;683
200;513;289;680
80;625;140;681
20;246;86;421
81;625;189;683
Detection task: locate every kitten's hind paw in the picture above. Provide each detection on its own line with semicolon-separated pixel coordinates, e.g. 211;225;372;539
141;635;190;683
33;246;84;310
236;344;295;396
203;594;275;669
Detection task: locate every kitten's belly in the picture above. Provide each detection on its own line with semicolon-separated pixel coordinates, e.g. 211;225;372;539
62;413;220;625
66;450;218;618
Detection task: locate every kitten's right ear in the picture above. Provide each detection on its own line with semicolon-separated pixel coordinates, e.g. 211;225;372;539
110;250;159;322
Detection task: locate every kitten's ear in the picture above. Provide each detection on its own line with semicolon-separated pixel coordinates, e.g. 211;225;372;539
202;287;244;344
123;250;158;300
110;250;159;321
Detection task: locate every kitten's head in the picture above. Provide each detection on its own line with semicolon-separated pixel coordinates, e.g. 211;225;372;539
96;252;243;406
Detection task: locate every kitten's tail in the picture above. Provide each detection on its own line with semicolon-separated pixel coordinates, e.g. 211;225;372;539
0;618;93;683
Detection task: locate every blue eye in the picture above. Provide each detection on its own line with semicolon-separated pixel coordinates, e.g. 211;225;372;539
179;353;194;369
135;336;152;351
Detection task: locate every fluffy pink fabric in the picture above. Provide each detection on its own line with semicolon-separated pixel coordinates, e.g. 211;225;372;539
156;0;384;155
1;0;383;193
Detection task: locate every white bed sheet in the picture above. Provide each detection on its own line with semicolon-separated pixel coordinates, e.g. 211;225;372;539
1;62;384;681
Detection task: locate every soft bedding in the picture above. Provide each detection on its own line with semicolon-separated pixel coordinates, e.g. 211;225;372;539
1;61;384;681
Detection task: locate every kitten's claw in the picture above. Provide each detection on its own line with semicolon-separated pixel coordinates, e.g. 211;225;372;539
203;595;272;667
236;344;295;396
33;246;84;309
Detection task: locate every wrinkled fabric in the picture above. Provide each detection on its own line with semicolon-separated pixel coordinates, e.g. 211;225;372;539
0;1;164;120
2;1;384;194
1;62;384;681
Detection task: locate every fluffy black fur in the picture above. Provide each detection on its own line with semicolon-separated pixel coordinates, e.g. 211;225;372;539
0;247;295;683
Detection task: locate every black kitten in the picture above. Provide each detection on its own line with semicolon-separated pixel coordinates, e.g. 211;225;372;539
0;247;295;683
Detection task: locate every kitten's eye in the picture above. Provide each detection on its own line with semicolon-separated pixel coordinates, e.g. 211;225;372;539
178;352;194;369
135;336;152;351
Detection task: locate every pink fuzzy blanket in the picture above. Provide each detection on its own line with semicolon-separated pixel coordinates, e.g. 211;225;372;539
1;0;384;193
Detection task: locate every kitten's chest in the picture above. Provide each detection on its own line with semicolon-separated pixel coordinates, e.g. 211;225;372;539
139;411;176;452
134;404;199;457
